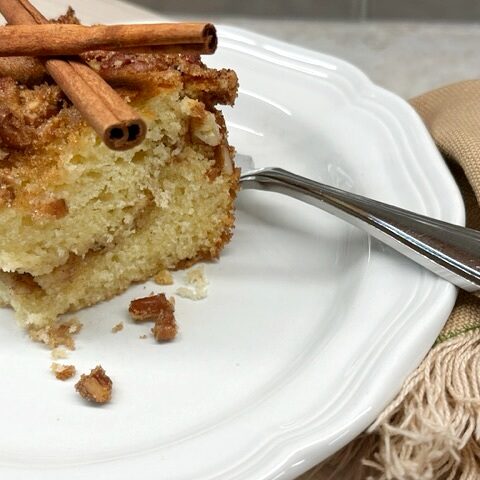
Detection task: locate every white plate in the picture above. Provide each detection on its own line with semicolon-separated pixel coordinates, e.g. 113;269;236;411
0;1;464;479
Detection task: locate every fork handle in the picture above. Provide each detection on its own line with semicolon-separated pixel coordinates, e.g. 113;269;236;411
240;167;480;292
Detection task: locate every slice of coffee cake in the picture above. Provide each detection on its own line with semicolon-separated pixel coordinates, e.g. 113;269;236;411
0;32;239;326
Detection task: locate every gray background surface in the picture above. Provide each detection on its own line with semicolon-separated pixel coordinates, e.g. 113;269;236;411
129;0;480;21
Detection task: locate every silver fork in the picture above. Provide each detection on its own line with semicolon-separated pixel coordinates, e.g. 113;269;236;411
236;154;480;293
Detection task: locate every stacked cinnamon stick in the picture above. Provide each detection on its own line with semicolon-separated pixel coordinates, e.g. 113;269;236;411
0;0;218;150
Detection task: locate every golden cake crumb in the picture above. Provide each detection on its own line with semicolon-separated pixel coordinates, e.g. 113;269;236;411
51;362;76;381
129;293;177;341
176;286;207;300
154;270;174;285
75;365;112;404
51;346;68;359
111;322;124;333
186;266;208;287
29;317;83;350
176;265;208;300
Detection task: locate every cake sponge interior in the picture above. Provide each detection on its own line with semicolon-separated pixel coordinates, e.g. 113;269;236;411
0;142;237;326
0;87;231;276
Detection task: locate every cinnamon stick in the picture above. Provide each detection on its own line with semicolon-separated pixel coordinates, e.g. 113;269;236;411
0;0;147;151
0;23;217;56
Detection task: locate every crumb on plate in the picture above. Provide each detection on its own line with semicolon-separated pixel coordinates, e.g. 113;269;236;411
51;346;68;359
176;286;207;300
51;362;76;381
175;266;208;300
129;293;172;322
128;293;177;341
111;322;124;333
151;302;177;341
75;365;112;404
29;317;83;350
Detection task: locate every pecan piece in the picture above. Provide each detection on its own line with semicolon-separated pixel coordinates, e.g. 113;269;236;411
129;293;177;342
151;304;177;341
75;366;112;404
129;293;172;321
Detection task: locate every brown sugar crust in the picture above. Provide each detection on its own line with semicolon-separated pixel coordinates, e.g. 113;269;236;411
0;78;65;150
75;365;112;404
0;57;47;86
84;50;238;107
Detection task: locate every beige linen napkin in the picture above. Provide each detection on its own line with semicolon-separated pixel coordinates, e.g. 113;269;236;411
299;80;480;480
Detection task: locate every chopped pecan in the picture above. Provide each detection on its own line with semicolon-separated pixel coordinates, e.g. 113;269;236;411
129;293;172;322
129;293;177;342
151;318;177;341
75;366;112;404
